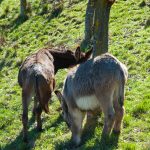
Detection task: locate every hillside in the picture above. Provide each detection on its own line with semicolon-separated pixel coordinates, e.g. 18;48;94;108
0;0;150;149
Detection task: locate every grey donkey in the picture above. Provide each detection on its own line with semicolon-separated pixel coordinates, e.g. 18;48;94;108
55;53;128;146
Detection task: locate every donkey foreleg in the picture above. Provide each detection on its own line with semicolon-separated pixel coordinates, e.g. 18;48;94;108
71;109;85;146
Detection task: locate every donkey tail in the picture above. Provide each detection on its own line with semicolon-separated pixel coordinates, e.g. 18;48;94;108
118;81;125;107
35;75;49;114
118;66;128;107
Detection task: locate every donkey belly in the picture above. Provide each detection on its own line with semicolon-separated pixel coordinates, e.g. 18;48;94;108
75;95;100;110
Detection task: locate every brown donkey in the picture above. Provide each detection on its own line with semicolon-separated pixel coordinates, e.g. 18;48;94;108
18;46;92;142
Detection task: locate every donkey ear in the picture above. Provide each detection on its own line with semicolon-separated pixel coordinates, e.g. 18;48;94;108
75;46;81;61
54;90;63;104
55;90;68;113
85;47;93;59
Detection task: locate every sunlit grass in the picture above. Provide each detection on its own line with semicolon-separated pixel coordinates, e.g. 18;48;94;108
0;0;150;149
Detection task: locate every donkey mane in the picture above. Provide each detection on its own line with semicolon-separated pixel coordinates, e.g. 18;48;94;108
35;47;75;60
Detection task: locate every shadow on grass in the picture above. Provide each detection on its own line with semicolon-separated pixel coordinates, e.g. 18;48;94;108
145;18;150;29
47;4;63;22
0;59;5;71
2;116;40;150
54;116;100;150
42;114;64;132
48;115;63;128
93;132;120;150
2;115;64;150
54;116;120;150
10;15;28;32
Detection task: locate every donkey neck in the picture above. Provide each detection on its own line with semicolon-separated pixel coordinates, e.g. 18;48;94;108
50;51;77;74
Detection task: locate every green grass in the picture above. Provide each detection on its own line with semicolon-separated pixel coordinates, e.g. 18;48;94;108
0;0;150;149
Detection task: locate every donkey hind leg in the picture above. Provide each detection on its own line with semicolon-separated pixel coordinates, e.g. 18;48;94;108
100;96;115;136
71;109;85;146
22;89;32;142
113;102;125;134
35;88;51;131
36;104;42;131
113;88;125;134
32;96;38;116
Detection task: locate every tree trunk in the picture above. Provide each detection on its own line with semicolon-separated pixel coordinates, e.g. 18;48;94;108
20;0;27;19
93;0;114;57
80;0;95;50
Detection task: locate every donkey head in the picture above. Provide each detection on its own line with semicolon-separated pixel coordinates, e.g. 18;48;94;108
74;46;93;64
55;90;71;128
52;46;93;73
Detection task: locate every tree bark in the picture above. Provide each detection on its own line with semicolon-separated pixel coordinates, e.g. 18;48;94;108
93;0;115;57
81;0;95;50
20;0;27;19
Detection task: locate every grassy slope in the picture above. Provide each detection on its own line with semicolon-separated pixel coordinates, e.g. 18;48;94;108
0;0;150;149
